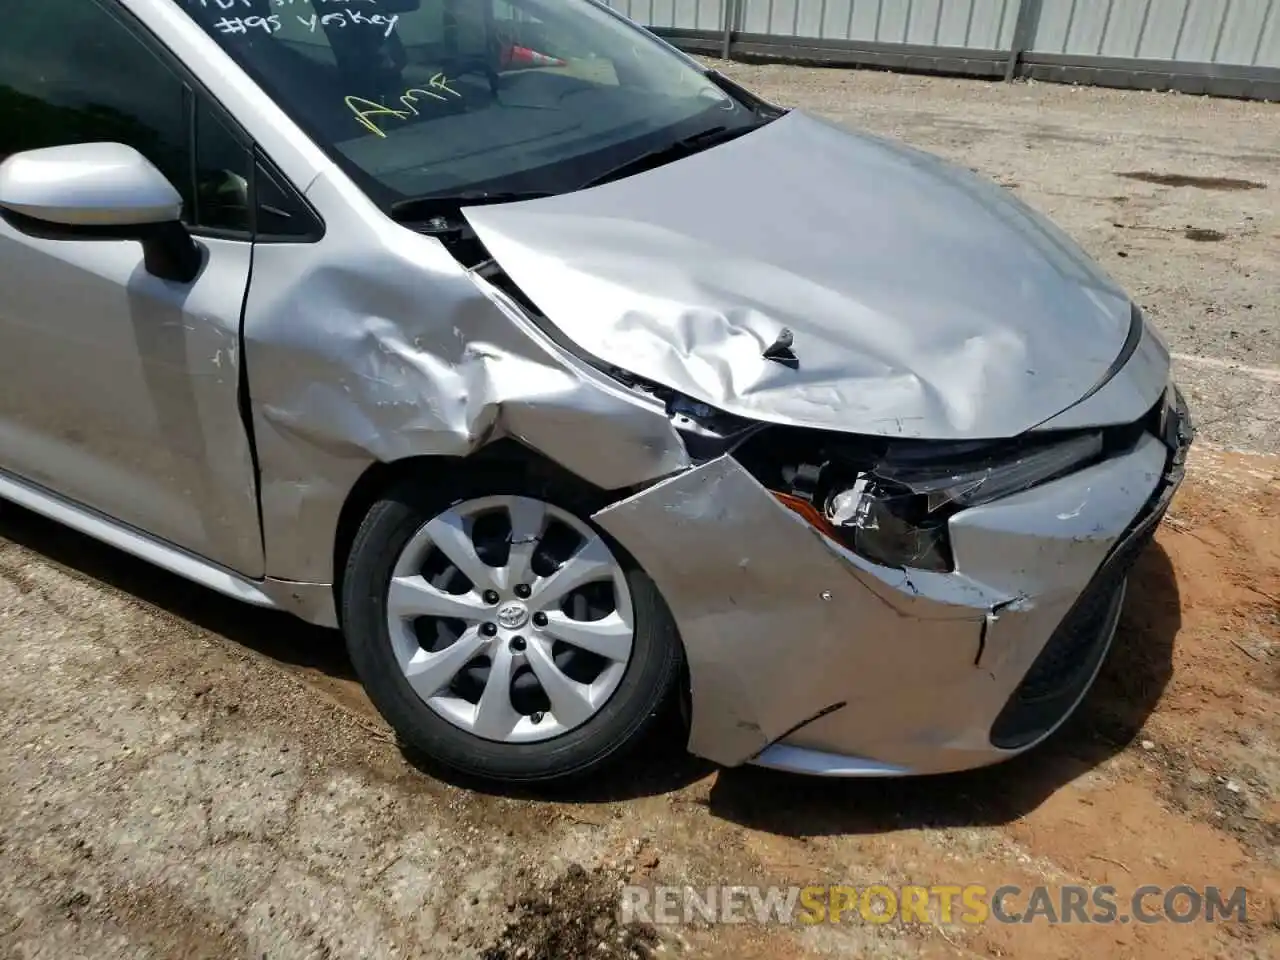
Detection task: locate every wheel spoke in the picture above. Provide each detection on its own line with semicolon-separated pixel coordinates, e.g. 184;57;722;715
530;535;614;608
472;643;521;740
541;611;632;663
388;575;487;621
403;627;488;699
497;498;547;590
526;639;595;728
425;510;498;592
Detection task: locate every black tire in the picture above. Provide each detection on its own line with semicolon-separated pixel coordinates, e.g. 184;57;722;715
340;469;683;784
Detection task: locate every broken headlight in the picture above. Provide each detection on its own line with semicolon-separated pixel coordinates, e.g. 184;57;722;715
823;475;955;571
771;432;1105;572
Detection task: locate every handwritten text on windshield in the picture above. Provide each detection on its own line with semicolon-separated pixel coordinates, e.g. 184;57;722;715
191;0;400;37
346;75;463;137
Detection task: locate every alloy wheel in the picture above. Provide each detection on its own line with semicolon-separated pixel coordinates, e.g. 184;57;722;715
384;495;635;743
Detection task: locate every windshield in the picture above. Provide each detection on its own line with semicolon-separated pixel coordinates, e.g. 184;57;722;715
178;0;760;207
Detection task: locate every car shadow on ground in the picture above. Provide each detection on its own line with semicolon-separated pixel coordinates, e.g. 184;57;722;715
401;700;718;804
0;499;1178;816
704;541;1181;836
0;498;358;678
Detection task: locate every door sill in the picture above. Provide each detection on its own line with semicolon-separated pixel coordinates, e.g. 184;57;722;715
0;467;280;610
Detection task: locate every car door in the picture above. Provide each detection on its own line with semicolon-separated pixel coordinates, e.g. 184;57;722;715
0;0;264;577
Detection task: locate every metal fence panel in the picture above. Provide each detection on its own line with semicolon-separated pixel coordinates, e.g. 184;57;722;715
604;0;725;30
601;0;1280;97
1259;5;1280;67
1028;0;1280;66
731;0;1018;46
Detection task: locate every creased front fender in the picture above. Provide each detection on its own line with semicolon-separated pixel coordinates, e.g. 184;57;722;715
243;171;689;596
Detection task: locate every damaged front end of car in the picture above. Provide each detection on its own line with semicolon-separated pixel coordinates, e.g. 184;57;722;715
428;217;1191;775
588;373;1191;774
249;143;1191;776
449;239;1192;775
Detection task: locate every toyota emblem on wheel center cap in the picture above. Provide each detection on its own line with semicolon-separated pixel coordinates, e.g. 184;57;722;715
496;601;530;630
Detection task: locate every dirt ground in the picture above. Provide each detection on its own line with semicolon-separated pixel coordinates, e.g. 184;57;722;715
1;67;1278;959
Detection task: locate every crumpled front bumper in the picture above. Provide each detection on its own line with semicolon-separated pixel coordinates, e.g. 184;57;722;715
592;390;1191;776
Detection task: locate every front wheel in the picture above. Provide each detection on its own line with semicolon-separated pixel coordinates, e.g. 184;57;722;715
340;474;683;783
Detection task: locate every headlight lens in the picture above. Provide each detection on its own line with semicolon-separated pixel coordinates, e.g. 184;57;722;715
774;432;1105;572
868;431;1105;512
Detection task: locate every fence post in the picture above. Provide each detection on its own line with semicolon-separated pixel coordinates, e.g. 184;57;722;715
721;0;737;60
1005;0;1043;81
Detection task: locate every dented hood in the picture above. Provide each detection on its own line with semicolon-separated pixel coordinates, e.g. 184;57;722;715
463;110;1134;440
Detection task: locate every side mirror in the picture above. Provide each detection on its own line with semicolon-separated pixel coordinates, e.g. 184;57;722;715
0;143;202;283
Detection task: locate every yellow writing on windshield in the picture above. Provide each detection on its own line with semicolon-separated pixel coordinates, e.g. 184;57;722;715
346;74;463;137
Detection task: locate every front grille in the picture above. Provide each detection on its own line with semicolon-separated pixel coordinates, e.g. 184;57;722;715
990;397;1190;750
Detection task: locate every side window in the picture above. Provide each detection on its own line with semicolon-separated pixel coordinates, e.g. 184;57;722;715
0;0;254;235
194;99;253;234
254;155;325;241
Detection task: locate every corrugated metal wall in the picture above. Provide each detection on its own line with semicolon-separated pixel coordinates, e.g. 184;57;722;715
734;0;1018;48
604;0;727;30
1029;0;1280;67
601;0;1280;97
605;0;1019;46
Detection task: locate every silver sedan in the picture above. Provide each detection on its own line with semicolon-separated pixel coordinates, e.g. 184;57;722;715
0;0;1191;783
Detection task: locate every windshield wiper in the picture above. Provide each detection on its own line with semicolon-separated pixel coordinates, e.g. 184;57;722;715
577;124;758;190
390;189;555;222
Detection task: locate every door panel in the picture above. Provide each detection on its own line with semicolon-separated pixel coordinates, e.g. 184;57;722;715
0;0;264;576
0;228;264;576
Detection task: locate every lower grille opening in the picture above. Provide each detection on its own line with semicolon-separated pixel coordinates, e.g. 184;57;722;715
989;515;1158;750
